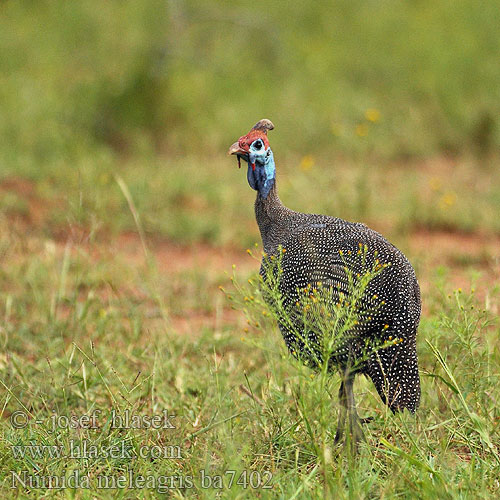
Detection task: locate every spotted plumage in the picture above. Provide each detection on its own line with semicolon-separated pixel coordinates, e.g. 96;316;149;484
229;119;421;445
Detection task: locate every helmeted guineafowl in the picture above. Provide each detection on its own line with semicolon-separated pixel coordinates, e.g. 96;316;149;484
228;119;421;448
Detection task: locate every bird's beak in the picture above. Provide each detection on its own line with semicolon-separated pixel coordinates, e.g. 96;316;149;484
227;142;246;156
228;142;248;168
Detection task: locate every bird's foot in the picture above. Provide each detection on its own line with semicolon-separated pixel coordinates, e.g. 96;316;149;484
333;415;370;444
347;415;365;454
333;417;365;454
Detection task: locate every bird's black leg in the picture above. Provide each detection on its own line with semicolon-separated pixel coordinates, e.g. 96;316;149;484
333;381;347;445
344;371;365;452
334;368;365;453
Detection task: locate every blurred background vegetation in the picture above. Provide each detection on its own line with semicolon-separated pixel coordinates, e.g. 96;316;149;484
1;0;499;244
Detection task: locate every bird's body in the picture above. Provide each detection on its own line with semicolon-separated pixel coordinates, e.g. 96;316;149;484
256;184;421;411
229;119;421;448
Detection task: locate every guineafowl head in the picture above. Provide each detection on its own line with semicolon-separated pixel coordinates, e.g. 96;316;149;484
228;119;276;199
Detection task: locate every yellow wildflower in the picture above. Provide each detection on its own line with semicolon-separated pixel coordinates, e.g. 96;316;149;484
365;108;381;123
300;155;315;171
439;192;457;210
355;123;369;137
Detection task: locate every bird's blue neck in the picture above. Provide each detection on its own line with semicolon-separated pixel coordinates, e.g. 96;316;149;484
246;149;276;199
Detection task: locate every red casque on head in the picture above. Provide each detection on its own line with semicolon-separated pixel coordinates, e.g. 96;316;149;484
237;128;270;153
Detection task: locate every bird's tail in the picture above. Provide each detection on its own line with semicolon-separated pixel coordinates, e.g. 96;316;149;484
367;337;420;413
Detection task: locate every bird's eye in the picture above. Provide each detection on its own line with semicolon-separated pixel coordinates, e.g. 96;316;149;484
253;140;263;150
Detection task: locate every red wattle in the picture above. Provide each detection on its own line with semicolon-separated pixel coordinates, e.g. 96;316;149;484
251;163;255;171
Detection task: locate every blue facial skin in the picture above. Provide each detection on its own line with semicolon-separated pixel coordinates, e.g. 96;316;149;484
245;139;276;199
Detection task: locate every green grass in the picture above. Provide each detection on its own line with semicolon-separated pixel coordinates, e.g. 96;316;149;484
0;216;499;498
